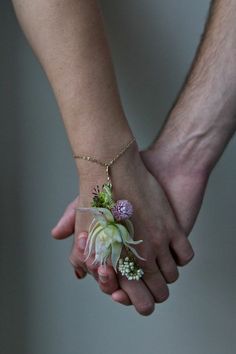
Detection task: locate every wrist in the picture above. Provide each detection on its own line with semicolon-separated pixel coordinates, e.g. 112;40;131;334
150;122;213;180
73;124;134;171
152;98;236;178
150;139;211;182
77;136;140;187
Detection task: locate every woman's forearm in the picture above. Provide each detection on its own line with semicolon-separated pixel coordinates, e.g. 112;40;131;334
153;0;236;175
12;0;133;172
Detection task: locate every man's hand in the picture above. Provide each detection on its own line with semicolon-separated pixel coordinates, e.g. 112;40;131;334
141;147;209;236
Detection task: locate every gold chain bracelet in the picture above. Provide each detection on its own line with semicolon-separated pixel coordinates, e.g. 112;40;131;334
73;137;135;185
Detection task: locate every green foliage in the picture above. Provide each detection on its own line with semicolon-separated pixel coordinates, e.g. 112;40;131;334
91;183;115;209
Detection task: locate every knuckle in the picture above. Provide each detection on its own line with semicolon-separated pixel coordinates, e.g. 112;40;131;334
179;230;187;239
179;249;195;266
153;237;163;248
172;233;195;266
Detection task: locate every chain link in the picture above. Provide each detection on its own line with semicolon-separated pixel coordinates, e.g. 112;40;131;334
73;137;135;183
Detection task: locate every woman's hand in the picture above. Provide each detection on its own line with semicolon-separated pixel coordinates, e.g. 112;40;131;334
52;143;194;316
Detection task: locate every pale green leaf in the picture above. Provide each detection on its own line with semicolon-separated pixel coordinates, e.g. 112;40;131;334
77;207;115;226
96;208;114;223
126;244;146;261
94;235;111;264
111;242;123;271
85;224;104;261
124;219;134;237
103;224;122;243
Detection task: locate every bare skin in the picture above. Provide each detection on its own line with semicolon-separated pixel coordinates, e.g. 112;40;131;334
52;148;204;306
72;143;196;315
52;0;236;309
12;0;195;315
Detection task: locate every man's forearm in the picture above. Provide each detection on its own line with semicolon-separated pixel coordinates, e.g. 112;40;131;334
12;0;133;172
153;0;236;175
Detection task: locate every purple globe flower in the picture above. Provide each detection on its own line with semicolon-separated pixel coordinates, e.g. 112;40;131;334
111;200;133;221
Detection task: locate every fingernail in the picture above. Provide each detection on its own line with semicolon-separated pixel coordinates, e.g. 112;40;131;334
98;273;109;283
98;268;109;283
74;269;85;279
78;236;87;250
74;269;82;279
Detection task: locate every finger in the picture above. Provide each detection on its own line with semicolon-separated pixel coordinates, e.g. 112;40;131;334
112;289;132;306
155;244;179;283
73;231;99;280
52;197;78;239
97;265;120;295
118;275;155;316
142;263;169;303
85;255;99;281
74;268;87;279
69;231;88;273
170;233;194;266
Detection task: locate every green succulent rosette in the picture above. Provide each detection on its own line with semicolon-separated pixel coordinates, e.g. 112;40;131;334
78;183;145;280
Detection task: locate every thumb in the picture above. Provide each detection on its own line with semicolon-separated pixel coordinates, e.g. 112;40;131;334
51;196;79;239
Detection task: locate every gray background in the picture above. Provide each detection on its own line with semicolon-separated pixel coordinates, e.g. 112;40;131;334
1;1;235;354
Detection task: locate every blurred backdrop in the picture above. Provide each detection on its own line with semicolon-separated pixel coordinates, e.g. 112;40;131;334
1;1;235;354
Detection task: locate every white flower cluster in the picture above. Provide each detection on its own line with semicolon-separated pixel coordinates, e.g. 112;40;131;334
118;257;144;280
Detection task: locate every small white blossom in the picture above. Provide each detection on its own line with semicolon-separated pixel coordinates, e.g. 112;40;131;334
118;255;144;280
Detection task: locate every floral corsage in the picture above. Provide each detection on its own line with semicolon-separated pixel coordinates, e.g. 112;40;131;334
78;183;145;280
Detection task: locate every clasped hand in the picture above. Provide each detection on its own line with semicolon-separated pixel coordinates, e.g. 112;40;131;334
52;144;207;316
